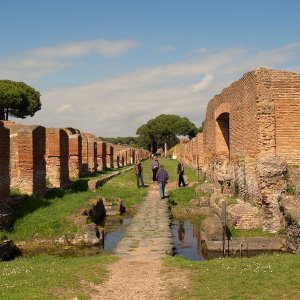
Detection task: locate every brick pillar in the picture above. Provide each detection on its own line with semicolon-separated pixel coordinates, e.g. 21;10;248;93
0;122;11;229
64;128;82;179
106;144;114;169
109;145;114;168
81;134;89;176
4;121;46;196
46;128;69;188
97;141;106;171
84;133;97;173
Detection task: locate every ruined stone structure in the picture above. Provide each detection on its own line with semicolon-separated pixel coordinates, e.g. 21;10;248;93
96;140;106;171
4;121;46;196
81;133;97;174
175;68;300;233
0;122;11;229
0;117;148;230
173;133;204;169
64;128;82;179
84;133;97;173
203;68;300;232
106;143;114;169
81;134;89;176
46;128;69;188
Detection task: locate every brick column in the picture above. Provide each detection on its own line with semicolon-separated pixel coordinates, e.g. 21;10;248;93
0;122;11;229
46;128;69;188
4;121;46;196
64;128;82;179
97;141;106;171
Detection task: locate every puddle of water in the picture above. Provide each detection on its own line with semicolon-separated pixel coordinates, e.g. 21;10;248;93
171;219;284;261
171;219;204;261
22;214;133;258
103;215;132;251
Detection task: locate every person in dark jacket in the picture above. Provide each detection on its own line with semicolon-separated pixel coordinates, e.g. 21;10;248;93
151;156;159;182
156;164;169;199
134;159;145;188
177;159;186;187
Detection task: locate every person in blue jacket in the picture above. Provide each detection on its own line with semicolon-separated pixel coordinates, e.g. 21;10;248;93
156;164;169;199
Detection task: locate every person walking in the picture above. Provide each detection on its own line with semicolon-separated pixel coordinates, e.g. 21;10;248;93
151;156;159;182
134;159;145;188
177;159;186;187
156;164;169;199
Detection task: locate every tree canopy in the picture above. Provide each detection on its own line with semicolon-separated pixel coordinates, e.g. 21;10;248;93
0;80;41;120
136;114;198;149
98;136;138;145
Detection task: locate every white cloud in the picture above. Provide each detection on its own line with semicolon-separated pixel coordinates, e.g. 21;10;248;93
0;39;139;83
55;104;74;113
10;43;300;137
31;39;139;58
191;74;214;92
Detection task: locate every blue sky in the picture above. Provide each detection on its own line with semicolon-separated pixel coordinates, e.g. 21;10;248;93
1;0;300;136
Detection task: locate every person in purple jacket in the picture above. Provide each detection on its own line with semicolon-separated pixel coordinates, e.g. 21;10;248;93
156;164;169;199
151;156;159;182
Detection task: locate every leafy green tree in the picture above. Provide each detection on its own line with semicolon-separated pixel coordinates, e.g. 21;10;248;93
0;80;41;120
98;136;138;145
136;114;198;149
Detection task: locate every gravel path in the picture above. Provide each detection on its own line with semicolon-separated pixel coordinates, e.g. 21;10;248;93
91;182;186;300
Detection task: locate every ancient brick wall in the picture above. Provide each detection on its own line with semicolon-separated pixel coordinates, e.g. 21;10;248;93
107;144;114;168
96;141;106;171
85;133;97;173
172;134;204;170
269;70;300;165
46;128;69;188
81;134;89;176
4;121;46;195
64;128;82;179
0;122;11;229
202;68;300;232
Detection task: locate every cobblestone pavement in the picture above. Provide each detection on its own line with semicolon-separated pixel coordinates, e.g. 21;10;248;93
91;183;180;300
114;183;173;259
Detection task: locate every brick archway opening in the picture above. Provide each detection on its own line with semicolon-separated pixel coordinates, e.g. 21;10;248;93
216;112;230;158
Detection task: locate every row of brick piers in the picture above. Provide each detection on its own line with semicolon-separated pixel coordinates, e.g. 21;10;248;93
0;120;149;229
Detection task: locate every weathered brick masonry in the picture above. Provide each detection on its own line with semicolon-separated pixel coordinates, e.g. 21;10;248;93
83;133;97;173
96;140;106;171
4;121;46;196
106;143;114;169
64;128;82;179
0;122;11;229
46;128;69;188
173;133;204;169
174;68;300;232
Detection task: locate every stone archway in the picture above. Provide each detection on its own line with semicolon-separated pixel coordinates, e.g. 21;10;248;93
216;112;230;158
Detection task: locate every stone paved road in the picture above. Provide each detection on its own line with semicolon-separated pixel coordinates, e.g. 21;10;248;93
91;183;180;300
114;183;173;259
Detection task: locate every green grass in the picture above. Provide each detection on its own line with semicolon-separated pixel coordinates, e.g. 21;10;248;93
4;165;147;242
165;254;300;300
0;254;117;300
168;186;198;220
228;224;276;238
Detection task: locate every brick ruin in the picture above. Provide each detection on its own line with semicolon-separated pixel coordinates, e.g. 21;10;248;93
174;68;300;233
84;133;98;173
97;140;106;171
64;128;82;179
0;122;11;229
106;143;114;169
46;128;69;188
4;121;46;196
0;122;149;229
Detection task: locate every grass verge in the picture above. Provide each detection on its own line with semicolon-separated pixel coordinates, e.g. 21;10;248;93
0;254;117;300
165;254;300;300
3;165;147;242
